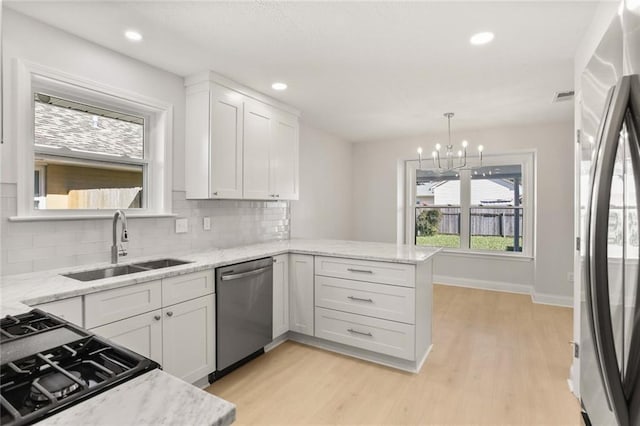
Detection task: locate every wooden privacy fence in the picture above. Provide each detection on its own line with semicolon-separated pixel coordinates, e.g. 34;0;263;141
416;207;524;237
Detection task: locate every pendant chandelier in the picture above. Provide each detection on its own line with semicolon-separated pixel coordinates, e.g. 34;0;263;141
417;112;484;171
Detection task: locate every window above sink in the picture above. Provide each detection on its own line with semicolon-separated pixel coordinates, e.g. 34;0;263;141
12;59;174;220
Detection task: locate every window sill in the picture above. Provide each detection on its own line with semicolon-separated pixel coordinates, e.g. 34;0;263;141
436;248;533;262
9;213;178;222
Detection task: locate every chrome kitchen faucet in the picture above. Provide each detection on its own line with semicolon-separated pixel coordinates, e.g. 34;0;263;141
111;210;129;264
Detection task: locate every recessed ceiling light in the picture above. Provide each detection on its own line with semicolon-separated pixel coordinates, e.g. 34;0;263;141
470;32;494;46
271;82;287;91
125;30;143;42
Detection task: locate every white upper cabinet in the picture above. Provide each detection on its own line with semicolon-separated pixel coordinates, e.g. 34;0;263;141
243;99;274;199
270;112;299;200
185;82;243;199
185;72;300;200
210;85;244;198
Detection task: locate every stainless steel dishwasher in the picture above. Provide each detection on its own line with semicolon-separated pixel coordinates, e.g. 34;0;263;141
212;257;273;381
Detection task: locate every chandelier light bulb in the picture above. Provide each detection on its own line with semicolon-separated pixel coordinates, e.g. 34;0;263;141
417;147;423;155
478;145;484;152
458;150;463;157
432;151;437;158
462;140;468;148
435;143;441;151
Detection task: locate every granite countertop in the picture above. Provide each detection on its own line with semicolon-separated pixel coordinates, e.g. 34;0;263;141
0;239;440;316
38;369;235;426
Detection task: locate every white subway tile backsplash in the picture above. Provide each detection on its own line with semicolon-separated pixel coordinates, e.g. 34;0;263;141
1;185;290;275
2;260;33;276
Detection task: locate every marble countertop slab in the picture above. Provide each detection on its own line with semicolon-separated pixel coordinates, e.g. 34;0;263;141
37;369;235;426
0;239;440;316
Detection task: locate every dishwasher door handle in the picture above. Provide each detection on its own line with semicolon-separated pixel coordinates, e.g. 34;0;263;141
221;266;271;281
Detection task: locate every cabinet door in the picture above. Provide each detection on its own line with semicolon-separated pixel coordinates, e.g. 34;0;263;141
289;254;314;336
34;297;83;327
210;85;243;199
270;112;299;200
243;99;273;199
272;254;289;338
91;310;163;365
162;295;215;384
185;85;211;199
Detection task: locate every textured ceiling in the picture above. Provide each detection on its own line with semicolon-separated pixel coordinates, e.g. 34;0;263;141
5;1;601;142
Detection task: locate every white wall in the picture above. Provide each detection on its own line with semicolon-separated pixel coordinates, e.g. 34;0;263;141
290;124;353;240
352;121;575;303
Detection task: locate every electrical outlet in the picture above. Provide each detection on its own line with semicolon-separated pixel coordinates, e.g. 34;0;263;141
175;218;188;234
203;217;211;231
568;272;574;282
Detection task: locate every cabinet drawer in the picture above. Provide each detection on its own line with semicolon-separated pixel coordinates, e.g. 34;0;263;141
315;256;415;287
85;281;162;328
315;307;415;361
162;270;214;306
315;276;415;324
34;297;83;327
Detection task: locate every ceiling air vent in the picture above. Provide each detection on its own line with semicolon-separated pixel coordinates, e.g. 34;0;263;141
552;90;575;103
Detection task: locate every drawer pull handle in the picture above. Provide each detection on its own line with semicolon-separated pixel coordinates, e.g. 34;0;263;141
154;315;161;321
347;268;373;274
166;311;173;317
347;328;373;337
348;296;373;303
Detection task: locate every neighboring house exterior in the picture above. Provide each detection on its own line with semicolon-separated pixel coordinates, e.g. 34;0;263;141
34;98;143;209
417;178;522;206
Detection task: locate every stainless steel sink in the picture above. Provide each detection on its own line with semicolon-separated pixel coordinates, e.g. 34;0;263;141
62;258;192;282
63;264;149;282
132;258;191;270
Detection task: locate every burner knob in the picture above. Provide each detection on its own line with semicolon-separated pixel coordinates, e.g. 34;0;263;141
166;311;173;317
154;315;161;321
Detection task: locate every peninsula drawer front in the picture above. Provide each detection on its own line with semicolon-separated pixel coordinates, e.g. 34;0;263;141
314;257;415;287
315;307;415;360
85;281;162;328
315;276;415;324
162;270;214;306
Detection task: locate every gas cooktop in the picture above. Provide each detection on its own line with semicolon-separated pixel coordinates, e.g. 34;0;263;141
0;310;159;426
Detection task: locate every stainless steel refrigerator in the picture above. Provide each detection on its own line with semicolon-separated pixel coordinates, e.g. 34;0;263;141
580;2;640;425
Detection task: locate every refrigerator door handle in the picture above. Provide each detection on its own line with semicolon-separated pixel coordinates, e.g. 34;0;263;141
588;75;633;426
622;75;640;426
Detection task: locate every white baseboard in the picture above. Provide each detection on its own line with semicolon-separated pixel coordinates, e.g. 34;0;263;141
434;275;573;308
531;290;573;307
433;275;531;295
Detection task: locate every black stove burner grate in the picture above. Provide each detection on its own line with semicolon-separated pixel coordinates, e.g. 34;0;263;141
0;311;66;343
0;312;159;426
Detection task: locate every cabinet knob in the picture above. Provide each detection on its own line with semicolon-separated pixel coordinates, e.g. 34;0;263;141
154;315;161;321
275;194;280;198
213;192;218;196
166;311;173;317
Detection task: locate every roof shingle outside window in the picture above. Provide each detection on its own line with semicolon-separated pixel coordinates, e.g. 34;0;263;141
34;101;144;159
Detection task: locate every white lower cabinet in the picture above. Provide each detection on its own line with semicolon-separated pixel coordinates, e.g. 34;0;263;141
33;297;83;327
314;307;415;360
289;254;314;336
90;310;163;365
272;254;289;338
162;295;216;384
87;270;216;384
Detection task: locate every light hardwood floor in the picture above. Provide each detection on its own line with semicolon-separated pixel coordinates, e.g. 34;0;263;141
206;284;580;425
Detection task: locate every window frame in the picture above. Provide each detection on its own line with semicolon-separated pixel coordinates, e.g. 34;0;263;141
13;59;173;219
406;151;535;257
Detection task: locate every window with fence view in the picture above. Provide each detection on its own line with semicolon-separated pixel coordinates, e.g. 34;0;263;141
33;93;145;210
415;164;524;252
